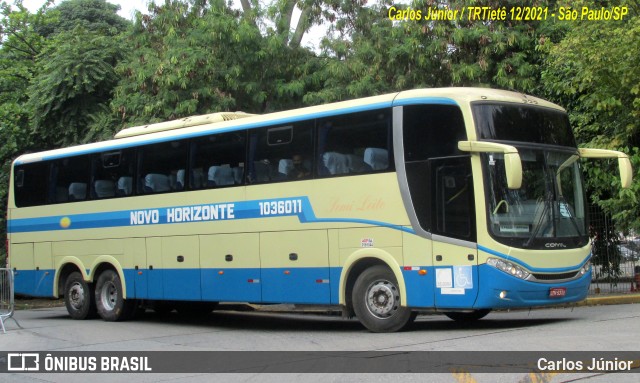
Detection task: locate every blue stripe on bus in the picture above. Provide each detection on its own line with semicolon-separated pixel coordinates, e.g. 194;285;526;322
7;197;414;234
15;96;458;164
13;267;342;304
477;244;591;273
15;264;591;309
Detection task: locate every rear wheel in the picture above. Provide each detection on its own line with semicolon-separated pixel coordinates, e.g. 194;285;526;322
64;271;96;320
444;309;491;322
352;265;415;332
95;269;136;321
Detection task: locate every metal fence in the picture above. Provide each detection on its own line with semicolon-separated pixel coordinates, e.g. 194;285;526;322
588;205;640;295
1;268;21;333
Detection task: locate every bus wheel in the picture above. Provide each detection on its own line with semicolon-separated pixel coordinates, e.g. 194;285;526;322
95;269;136;321
64;271;96;320
352;265;414;332
444;309;491;322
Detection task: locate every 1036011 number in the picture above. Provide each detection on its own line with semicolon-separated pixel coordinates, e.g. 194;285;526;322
258;199;303;216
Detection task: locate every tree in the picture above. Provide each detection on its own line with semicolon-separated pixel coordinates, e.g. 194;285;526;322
112;0;323;127
36;0;129;37
0;0;130;263
304;0;569;104
541;0;640;231
0;1;58;263
27;27;126;146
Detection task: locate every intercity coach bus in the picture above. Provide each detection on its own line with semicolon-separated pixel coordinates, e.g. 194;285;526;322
6;88;632;332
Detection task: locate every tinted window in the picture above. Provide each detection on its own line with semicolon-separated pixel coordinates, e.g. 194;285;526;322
138;140;188;194
473;103;576;147
14;162;49;207
49;156;91;203
317;109;392;177
403;104;469;234
248;122;313;183
403;104;467;161
191;131;246;188
92;150;135;198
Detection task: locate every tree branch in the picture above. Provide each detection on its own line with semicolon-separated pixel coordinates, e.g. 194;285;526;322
289;5;310;48
239;0;252;14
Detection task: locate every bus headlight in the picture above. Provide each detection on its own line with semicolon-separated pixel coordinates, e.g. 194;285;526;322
486;258;530;280
580;261;591;275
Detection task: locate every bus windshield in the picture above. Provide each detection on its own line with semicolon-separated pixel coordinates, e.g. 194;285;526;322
474;103;588;249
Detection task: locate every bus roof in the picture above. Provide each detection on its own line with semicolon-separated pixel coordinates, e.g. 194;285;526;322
14;88;563;165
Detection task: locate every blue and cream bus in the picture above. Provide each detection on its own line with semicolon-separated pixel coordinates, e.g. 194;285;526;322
7;88;632;332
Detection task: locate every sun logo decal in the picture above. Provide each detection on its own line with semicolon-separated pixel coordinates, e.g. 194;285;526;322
59;216;72;229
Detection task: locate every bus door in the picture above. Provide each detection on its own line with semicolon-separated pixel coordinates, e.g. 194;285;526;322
134;237;164;300
260;231;330;304
429;157;479;308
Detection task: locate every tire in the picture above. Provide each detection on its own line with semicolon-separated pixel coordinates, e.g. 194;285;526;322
352;265;415;332
444;309;491;322
64;271;97;320
95;269;136;321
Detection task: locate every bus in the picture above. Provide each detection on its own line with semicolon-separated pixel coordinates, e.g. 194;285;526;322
6;88;632;332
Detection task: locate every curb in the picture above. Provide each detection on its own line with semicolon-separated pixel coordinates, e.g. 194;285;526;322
579;294;640;307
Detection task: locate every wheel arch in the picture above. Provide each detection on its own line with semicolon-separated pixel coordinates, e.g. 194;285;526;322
339;248;406;313
55;257;88;298
89;256;128;299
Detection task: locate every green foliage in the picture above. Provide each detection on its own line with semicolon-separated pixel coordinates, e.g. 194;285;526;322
0;0;57;260
112;0;321;126
590;204;623;279
27;27;125;146
305;0;568;104
37;0;130;36
541;0;640;230
0;0;130;259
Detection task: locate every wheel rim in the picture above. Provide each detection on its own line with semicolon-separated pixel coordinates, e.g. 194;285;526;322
100;280;118;311
365;279;399;319
69;282;85;310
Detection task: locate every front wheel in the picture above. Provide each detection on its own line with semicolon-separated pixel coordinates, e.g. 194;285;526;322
352;265;415;332
95;269;136;321
64;271;96;320
444;309;491;322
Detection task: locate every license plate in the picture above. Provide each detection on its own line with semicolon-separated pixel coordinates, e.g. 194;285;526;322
549;287;566;298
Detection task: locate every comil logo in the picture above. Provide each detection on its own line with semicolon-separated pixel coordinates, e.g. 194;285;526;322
545;243;567;248
7;353;40;371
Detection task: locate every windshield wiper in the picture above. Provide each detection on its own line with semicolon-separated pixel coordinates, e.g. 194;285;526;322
557;195;583;237
524;192;552;248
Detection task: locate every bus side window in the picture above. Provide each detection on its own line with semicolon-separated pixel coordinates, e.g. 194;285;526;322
248;122;313;184
191;131;246;189
317;109;392;177
14;163;48;207
93;150;135;198
138;140;187;194
49;156;91;203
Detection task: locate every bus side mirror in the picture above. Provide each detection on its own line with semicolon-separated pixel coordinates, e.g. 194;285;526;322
578;148;633;189
458;141;522;189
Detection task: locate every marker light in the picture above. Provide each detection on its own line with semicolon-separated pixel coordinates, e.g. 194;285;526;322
499;291;508;299
487;258;531;280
